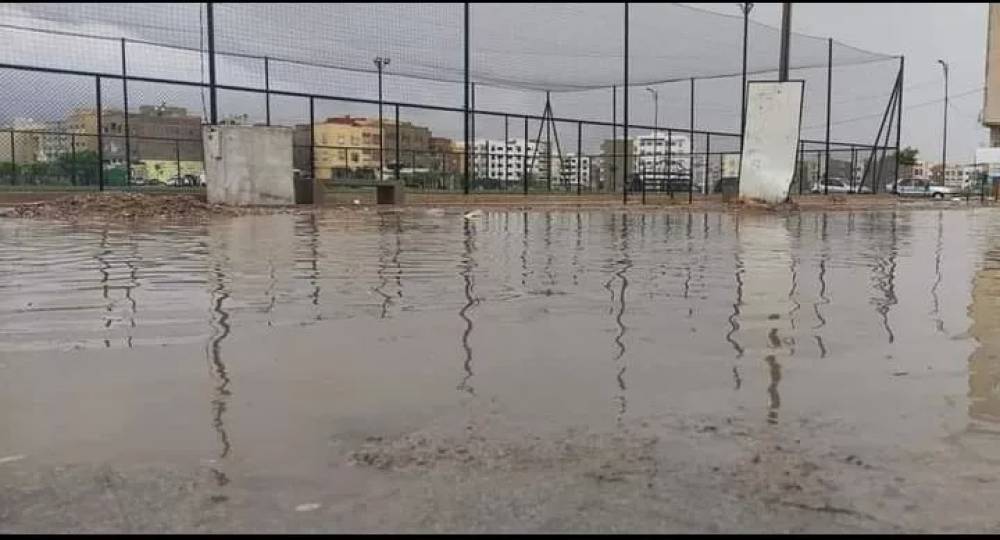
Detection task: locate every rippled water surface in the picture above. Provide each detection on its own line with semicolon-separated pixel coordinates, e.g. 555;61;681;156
3;207;1000;528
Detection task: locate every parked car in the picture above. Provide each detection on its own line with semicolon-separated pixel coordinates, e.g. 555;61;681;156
892;178;961;199
811;178;870;194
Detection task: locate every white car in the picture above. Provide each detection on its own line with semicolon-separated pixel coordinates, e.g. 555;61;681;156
812;177;870;194
892;178;961;199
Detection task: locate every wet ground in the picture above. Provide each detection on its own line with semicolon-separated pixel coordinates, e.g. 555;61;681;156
3;206;1000;532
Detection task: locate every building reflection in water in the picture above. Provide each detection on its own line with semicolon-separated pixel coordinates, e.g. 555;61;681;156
968;246;1000;427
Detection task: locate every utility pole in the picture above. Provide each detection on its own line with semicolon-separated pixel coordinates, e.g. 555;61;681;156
739;3;754;159
374;56;390;181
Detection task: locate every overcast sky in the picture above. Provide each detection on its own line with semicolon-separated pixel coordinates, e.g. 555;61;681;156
690;2;989;165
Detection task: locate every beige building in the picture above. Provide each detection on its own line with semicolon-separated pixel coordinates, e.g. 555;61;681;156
65;104;203;165
0;118;46;163
293;115;436;180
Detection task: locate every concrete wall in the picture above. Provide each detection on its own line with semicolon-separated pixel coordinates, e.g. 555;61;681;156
739;82;804;203
204;126;294;206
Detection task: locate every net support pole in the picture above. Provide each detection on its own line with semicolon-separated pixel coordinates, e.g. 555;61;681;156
96;75;104;191
206;2;218;125
8;129;14;186
893;55;904;194
779;2;791;82
121;38;131;186
463;2;470;195
471;83;476;187
862;74;899;194
689;77;695;204
504;115;509;189
739;3;752;163
824;37;832;195
704;134;710;196
623;1;630;205
264;56;271;126
577;121;582;196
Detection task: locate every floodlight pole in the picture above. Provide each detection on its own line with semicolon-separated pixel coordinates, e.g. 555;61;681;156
623;1;630;205
463;2;470;195
938;59;949;189
824;37;831;195
779;2;791;82
374;56;390;181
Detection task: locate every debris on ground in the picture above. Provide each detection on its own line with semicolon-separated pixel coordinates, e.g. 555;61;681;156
0;193;293;221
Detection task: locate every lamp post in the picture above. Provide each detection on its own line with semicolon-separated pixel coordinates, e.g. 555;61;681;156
374;56;390;181
645;87;658;185
738;3;754;154
937;59;949;190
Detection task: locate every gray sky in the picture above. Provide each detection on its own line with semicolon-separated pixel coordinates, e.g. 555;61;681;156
690;2;989;165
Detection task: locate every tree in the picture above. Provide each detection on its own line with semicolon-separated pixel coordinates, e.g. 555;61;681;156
897;146;919;166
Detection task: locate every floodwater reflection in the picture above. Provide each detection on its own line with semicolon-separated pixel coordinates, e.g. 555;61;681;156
0;207;998;472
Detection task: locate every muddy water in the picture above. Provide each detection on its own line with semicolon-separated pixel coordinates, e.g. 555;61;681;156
3;208;1000;532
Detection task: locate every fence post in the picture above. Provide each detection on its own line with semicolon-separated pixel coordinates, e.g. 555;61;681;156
623;1;630;205
573;121;580;195
121;38;131;187
264;56;271;126
504;114;509;190
704;134;710;196
824;37;832;195
394;104;400;181
523;116;528;195
612;85;617;194
206;2;218;125
463;1;470;195
308;96;315;182
689;77;695;204
96;75;104;191
667;127;673;199
8;129;15;186
70;134;77;186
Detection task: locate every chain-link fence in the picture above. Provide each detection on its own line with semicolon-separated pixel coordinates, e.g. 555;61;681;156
0;3;901;200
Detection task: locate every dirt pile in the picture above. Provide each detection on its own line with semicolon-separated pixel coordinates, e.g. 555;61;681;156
1;193;291;220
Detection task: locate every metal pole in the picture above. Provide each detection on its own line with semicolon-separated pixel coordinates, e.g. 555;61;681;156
545;90;552;192
378;63;384;182
938;59;948;187
121;38;131;187
395;104;401;181
309;96;315;182
471;82;477;188
612;85;617;193
577;121;582;196
463;2;470;195
96;75;104;190
8;129;15;186
70;134;76;186
623;1;630;205
778;2;791;82
740;3;752;159
893;56;903;193
175;139;181;183
504;114;509;189
704;134;710;196
824;37;832;195
689;77;695;204
206;2;218;125
523;116;529;195
264;56;271;126
667;128;673;199
850;147;856;192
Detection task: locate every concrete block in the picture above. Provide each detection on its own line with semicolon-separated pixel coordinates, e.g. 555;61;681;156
204;125;294;206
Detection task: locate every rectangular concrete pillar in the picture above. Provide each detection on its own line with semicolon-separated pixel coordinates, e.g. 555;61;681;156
204;125;294;206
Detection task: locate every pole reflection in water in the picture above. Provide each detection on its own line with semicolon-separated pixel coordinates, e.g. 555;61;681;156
97;228;112;349
520;212;531;288
206;252;232;484
871;212;899;344
931;210;945;333
375;213;393;319
457;218;478;395
124;235;138;349
612;213;631;423
812;214;829;358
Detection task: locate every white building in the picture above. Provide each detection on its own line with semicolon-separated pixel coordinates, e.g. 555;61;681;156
558;153;591;186
472;138;541;183
634;132;690;180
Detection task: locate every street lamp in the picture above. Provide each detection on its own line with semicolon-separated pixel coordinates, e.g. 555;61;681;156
645;87;659;182
937;59;949;190
374;56;390;181
737;3;754;157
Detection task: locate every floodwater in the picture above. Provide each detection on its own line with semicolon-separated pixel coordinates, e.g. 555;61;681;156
3;207;1000;532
